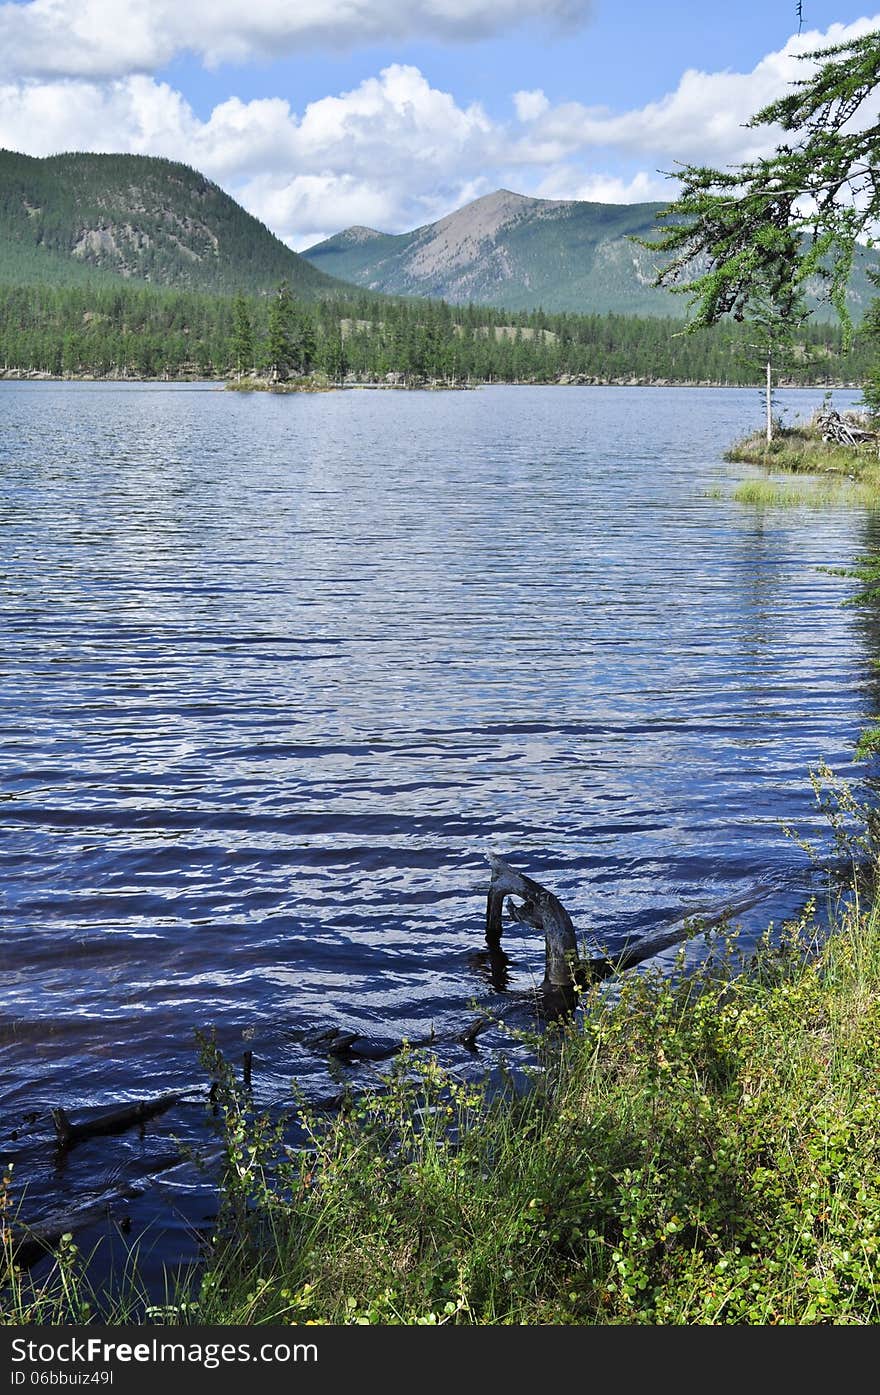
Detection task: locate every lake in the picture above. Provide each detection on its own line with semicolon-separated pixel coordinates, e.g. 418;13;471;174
1;380;876;1284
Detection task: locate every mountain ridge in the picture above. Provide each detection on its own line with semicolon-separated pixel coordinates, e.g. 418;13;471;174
303;189;684;315
303;187;879;320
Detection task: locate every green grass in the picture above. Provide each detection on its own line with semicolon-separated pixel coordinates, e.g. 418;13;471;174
225;374;337;393
725;424;880;479
723;419;880;509
855;726;880;762
730;478;880;508
7;780;880;1325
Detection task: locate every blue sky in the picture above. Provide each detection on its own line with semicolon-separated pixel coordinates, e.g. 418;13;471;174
162;2;866;118
1;1;878;246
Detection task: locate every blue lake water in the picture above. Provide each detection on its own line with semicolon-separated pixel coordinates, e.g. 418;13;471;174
1;380;876;1280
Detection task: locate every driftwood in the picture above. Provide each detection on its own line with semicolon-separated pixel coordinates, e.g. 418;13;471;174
304;1017;494;1064
457;1017;492;1052
815;408;875;447
303;1025;436;1063
485;854;749;1007
9;1184;144;1270
486;854;581;995
51;1093;181;1150
8;1149;191;1269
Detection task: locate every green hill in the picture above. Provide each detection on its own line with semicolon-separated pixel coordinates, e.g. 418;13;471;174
0;149;343;297
302;188;880;320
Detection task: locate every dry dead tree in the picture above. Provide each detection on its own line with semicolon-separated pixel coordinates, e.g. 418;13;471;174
815;408;875;447
486;854;581;995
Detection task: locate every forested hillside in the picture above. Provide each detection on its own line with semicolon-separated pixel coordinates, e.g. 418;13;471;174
0;150;343;297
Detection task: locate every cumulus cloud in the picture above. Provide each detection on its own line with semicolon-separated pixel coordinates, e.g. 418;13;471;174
224;67;498;243
0;0;593;79
3;16;879;247
511;17;880;169
533;168;671;204
0;75;200;157
513;88;550;122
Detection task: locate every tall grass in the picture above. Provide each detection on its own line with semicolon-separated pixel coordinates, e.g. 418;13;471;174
722;415;880;509
725;422;880;480
730;478;880;508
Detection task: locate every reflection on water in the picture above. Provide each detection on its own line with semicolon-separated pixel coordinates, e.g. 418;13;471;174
0;381;873;1273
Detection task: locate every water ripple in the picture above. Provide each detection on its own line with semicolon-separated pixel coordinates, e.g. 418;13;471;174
1;381;874;1252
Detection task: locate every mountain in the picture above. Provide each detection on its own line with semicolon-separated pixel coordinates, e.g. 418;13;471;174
0;149;343;298
303;190;688;314
302;187;879;320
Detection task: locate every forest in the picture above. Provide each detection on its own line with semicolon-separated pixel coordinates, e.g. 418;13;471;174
0;278;875;387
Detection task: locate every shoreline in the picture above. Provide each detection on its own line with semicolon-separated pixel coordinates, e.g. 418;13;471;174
0;369;865;391
725;422;878;477
8;853;880;1325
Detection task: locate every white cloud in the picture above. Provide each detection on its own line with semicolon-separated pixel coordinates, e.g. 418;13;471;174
0;0;593;79
0;75;200;156
2;17;879;247
242;175;401;249
533;168;671;204
206;65;498;244
512;17;880;169
513;88;550;121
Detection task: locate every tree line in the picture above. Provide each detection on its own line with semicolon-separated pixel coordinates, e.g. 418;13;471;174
0;277;874;387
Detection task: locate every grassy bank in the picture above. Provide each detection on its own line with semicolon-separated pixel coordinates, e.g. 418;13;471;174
225;374;337;393
6;781;880;1325
724;420;880;509
725;424;878;475
729;477;880;509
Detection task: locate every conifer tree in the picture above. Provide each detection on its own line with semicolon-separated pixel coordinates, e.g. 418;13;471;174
230;292;254;380
647;30;880;344
293;306;317;375
265;280;294;381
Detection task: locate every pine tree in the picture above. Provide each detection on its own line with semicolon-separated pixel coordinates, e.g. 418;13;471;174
319;326;347;381
646;29;880;343
265;280;294;381
292;306;317;376
230;292;254;380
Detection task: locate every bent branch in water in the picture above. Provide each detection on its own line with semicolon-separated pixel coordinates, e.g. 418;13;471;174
485;854;729;999
486;854;581;993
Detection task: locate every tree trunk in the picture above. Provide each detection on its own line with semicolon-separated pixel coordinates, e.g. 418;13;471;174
766;356;772;443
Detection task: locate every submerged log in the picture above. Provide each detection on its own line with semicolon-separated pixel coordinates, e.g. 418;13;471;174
457;1017;492;1052
486;854;581;995
484;854;746;1003
9;1186;142;1270
8;1149;189;1269
51;1093;181;1150
303;1025;436;1063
